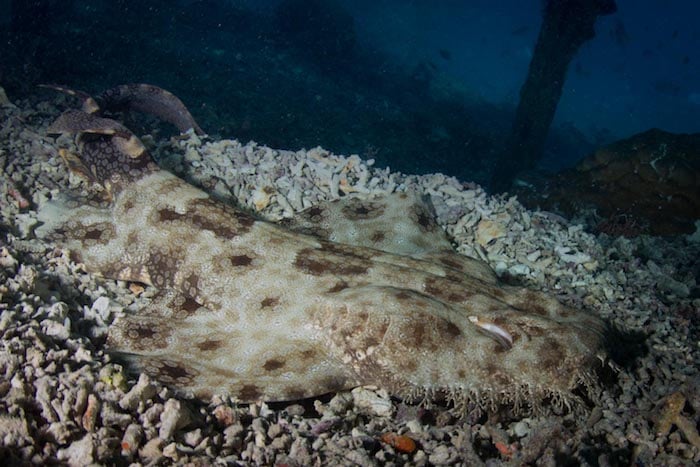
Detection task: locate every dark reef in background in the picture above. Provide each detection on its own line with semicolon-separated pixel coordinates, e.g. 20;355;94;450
491;0;617;192
1;0;594;187
514;129;700;236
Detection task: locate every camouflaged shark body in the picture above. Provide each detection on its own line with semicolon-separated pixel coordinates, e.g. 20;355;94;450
38;85;606;412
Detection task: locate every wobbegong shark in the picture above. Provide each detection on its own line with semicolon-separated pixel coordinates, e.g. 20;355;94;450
37;84;608;413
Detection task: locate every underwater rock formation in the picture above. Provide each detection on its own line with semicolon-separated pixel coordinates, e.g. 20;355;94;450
515;128;700;236
37;84;607;413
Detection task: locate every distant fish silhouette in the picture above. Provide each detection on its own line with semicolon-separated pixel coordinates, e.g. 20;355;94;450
438;48;451;61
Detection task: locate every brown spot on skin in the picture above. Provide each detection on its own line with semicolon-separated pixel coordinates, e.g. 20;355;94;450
483;362;511;385
360;333;382;348
266;236;287;246
158;208;182;221
438;256;464;271
521;323;545;337
411;324;426;347
305;206;325;221
492;316;508;326
376;321;389;342
424;277;473;303
182;273;200;297
261;296;279;308
319;241;372;260
444;274;465;284
319;375;348;392
294;249;329;275
213;367;238;378
537;338;565;372
528;304;549;316
239;384;263;401
195;389;214;400
294;248;370;276
232;208;256;230
403;359;419;373
196;339;223;351
126;231;139;245
145;247;183;288
84;228;104;240
341;200;385;220
394;290;413;300
263;359;286;371
411;205;437;232
180;296;202;313
557;308;573;318
151;359;197;384
514;290;551;315
443;320;461;338
284;386;308;400
307;206;323;216
191;212;238;238
370;230;386;243
122;198;135;211
157;199;255;239
491;288;506;299
128;324;158;340
230;254;253;267
69;250;84;264
124;321;171;350
80;222;115;245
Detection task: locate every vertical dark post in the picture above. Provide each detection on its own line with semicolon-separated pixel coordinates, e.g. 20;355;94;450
490;0;617;193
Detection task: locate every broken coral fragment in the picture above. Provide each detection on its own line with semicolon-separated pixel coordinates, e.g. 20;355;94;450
654;391;700;448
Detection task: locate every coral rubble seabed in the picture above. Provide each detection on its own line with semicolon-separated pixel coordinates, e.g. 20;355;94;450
0;93;698;465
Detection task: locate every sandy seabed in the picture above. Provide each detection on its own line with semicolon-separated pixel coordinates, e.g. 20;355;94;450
1;95;699;466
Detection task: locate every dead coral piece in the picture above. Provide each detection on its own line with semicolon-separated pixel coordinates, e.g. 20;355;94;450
654;391;700;449
380;432;417;454
515;129;700;236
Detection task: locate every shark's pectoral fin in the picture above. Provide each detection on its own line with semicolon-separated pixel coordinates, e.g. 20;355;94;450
108;289;356;402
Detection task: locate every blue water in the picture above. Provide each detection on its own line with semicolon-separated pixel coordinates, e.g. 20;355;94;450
347;0;700;138
2;0;698;186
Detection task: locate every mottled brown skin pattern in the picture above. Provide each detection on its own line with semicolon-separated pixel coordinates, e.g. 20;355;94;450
42;83;203;136
38;98;607;413
97;84;205;136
